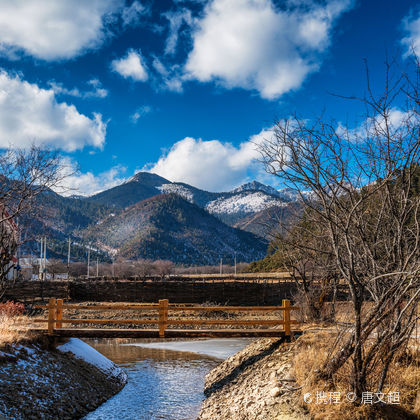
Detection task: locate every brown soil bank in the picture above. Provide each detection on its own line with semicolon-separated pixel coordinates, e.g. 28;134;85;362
198;331;419;420
198;337;310;420
0;338;126;419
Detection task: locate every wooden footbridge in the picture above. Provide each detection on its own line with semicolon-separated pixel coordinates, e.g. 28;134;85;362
32;298;301;339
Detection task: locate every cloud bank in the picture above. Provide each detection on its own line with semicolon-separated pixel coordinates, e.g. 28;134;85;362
56;158;128;196
184;0;353;99
0;71;106;151
0;0;124;61
147;128;274;191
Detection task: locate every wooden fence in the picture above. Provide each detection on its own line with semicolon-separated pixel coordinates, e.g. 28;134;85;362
33;298;300;338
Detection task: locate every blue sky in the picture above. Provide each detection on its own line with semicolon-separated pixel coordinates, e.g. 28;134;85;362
0;0;418;194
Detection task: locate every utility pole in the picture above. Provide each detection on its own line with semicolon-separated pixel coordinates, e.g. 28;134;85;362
220;258;223;275
44;236;47;280
112;258;115;277
234;252;237;276
15;217;20;280
39;237;43;280
87;246;90;279
42;236;47;280
96;257;99;277
67;237;71;277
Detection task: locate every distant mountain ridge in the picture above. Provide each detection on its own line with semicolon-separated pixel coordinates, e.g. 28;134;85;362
84;193;267;264
86;172;293;227
85;171;303;239
21;172;303;264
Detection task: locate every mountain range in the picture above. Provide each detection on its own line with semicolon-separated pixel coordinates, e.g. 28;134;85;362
23;172;301;265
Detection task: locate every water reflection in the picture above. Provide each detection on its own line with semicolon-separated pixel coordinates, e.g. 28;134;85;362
82;338;243;420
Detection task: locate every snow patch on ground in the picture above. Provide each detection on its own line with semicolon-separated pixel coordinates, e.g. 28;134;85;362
158;183;195;202
58;338;126;382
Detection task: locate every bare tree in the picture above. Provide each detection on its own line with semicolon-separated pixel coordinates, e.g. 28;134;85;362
152;260;174;278
272;209;339;321
259;58;420;397
0;146;63;295
110;258;136;278
134;259;154;278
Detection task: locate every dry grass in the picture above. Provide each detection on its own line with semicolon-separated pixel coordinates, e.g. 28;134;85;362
0;314;37;348
293;329;420;419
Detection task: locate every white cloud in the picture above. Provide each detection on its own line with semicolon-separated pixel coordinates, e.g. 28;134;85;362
402;10;420;55
121;1;148;27
0;0;123;61
111;49;148;81
152;57;184;92
146;127;274;191
56;158;127;196
0;70;106;151
49;78;108;99
337;108;419;143
163;8;193;55
86;79;109;98
365;109;413;136
130;105;152;123
184;0;353;99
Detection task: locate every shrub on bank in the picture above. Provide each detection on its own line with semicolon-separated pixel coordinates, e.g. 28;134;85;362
293;329;420;419
0;301;25;317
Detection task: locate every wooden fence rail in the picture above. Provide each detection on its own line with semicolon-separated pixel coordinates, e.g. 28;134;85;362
33;298;300;338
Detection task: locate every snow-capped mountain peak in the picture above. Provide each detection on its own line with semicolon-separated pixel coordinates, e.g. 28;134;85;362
277;187;312;202
206;191;286;215
231;181;280;196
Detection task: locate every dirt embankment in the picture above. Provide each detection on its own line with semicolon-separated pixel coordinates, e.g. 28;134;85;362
198;337;309;420
198;328;419;420
0;338;126;419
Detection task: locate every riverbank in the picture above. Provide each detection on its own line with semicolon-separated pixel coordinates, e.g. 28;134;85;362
0;337;127;419
198;329;419;420
198;336;310;420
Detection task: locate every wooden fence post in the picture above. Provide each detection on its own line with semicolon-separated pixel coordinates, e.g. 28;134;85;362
47;297;56;335
282;299;291;336
56;298;63;329
163;299;169;334
159;299;169;337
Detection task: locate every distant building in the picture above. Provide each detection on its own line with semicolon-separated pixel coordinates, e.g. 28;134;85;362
19;257;38;280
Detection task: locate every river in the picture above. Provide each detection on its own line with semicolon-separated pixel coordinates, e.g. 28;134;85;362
82;338;253;420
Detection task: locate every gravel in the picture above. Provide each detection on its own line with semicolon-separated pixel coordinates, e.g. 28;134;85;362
198;338;310;420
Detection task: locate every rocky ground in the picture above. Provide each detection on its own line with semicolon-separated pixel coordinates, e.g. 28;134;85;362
198;336;310;420
0;338;126;420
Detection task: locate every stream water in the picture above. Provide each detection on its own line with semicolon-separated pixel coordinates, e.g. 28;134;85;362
82;338;253;420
